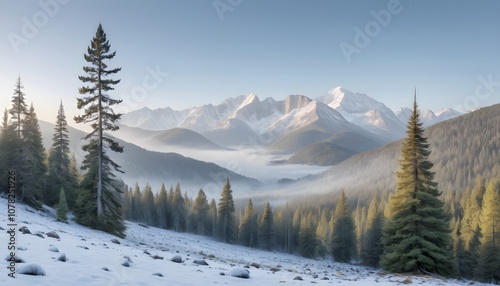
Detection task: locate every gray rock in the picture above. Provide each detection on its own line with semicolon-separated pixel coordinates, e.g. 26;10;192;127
152;272;163;277
102;267;109;272
19;226;31;234
18;263;46;276
122;261;130;267
293;276;303;281
229;267;250;279
170;255;182;263
151;255;164;260
5;255;24;263
35;233;45;239
123;256;133;263
250;262;261;269
111;238;120;245
46;231;60;239
193;259;209;266
57;253;67;262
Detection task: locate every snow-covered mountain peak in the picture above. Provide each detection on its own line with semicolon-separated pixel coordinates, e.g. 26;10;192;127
284;94;312;114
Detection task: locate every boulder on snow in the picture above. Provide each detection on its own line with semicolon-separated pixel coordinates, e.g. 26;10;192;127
35;233;45;239
170;255;182;263
152;272;164;277
111;238;120;245
229;267;250;279
46;231;60;239
57;253;67;262
193;259;209;266
293;276;303;281
122;261;130;267
19;226;31;234
5;255;25;263
151;255;164;260
48;245;59;252
18;263;46;276
250;262;261;269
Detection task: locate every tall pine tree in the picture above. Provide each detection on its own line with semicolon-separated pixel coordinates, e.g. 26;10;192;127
381;94;455;276
260;201;275;250
192;189;210;235
217;177;237;243
74;24;125;237
0;109;16;195
331;191;356;262
155;183;169;229
238;199;258;247
45;101;77;208
361;195;384;267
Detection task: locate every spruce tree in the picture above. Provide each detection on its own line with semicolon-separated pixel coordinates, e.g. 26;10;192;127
209;198;217;237
381;94;455;276
155;183;169;229
141;183;155;226
298;214;316;258
171;183;186;232
361;195;384;267
0;109;16;195
260;202;275;250
45;101;77;208
475;179;500;283
238;199;258;247
331;191;356;262
20;103;46;207
74;24;125;236
57;187;69;223
131;183;142;222
217;177;237;243
192;189;210;235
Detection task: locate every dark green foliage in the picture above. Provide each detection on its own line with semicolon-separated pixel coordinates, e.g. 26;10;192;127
20;104;46;207
239;199;258;247
45;102;77;209
361;195;384;267
131;183;142;222
74;23;125;236
192;189;209;235
298;214;316;258
260;202;275;250
381;96;455;277
209;198;217;237
331;191;356;262
217;177;237;243
171;183;186;232
155;183;169;229
141;183;155;225
57;187;69;223
0;109;16;195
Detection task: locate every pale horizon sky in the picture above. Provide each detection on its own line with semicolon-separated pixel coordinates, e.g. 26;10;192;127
1;0;500;128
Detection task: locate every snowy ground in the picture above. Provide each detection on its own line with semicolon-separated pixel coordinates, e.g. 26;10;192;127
0;197;491;286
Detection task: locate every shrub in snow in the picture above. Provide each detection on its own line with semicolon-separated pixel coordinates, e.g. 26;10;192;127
250;262;260;269
193;259;209;266
46;231;60;239
48;245;59;252
57;253;67;262
170;255;182;263
19;226;31;234
18;264;46;276
111;238;120;245
229;267;250;279
5;255;25;263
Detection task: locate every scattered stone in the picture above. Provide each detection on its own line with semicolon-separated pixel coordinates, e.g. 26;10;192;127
102;267;109;272
123;256;133;263
122;261;130;267
5;255;25;263
46;231;60;239
229;267;250;279
18;246;27;251
321;277;329;280
312;274;318;279
144;250;151;255
35;233;45;239
152;272;163;277
250;262;261;269
151;255;164;260
170;255;182;263
219;272;225;276
244;265;250;269
81;238;86;241
138;223;150;229
269;267;280;273
18;263;46;276
111;238;120;245
77;246;89;250
19;226;31;234
48;245;59;252
207;254;215;259
401;278;412;284
57;253;67;262
293;276;303;281
0;226;4;230
193;259;208;266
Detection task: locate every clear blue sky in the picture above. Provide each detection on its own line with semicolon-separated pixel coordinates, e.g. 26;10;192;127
1;0;500;127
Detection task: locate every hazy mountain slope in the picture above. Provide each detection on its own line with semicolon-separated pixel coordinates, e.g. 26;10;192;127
39;121;260;192
288;104;500;199
287;142;356;166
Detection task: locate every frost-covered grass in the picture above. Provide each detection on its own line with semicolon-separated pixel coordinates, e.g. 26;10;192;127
0;197;493;285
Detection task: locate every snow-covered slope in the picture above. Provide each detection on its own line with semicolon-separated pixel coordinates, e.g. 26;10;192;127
0;198;487;286
396;107;462;127
317;87;405;140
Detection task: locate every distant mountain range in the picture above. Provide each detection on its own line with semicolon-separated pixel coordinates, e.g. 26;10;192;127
119;87;462;166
